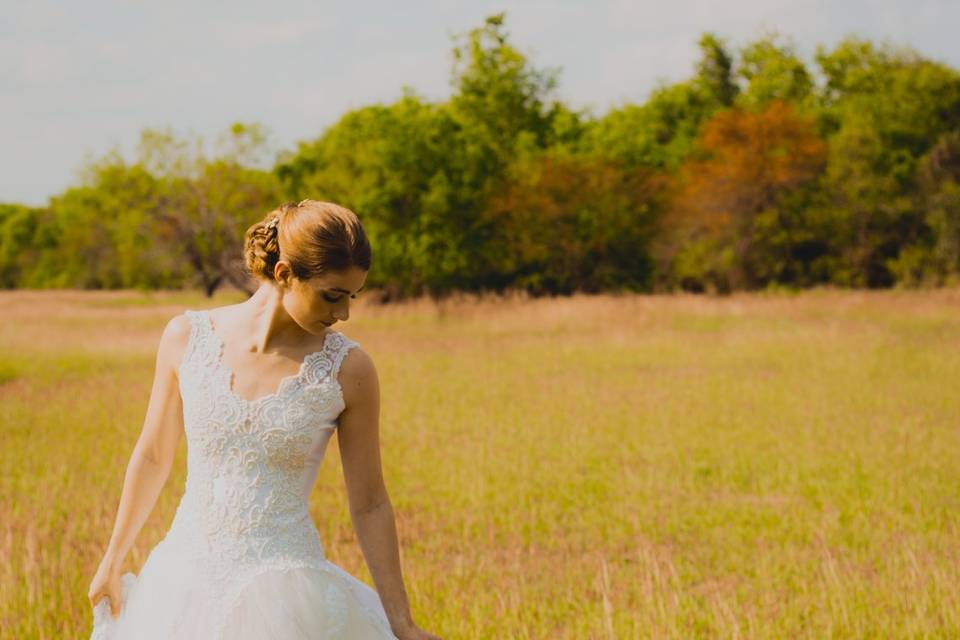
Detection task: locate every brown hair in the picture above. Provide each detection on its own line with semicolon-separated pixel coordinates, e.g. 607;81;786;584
243;199;372;283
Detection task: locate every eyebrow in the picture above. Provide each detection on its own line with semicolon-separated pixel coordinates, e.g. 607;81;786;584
326;285;365;295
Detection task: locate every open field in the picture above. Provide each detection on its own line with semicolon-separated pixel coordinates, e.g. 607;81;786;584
1;287;959;639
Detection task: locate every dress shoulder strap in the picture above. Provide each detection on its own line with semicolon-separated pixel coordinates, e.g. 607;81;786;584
180;309;219;370
182;309;201;327
301;331;359;387
330;333;360;378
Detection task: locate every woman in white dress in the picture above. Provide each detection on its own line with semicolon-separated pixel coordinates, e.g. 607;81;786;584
87;200;441;639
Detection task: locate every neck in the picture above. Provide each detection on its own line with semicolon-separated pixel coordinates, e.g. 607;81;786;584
240;280;303;354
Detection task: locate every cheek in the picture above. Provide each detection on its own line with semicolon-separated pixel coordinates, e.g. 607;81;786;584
309;295;332;314
291;291;322;317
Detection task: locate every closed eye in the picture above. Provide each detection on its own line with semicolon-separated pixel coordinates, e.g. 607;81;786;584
323;293;358;303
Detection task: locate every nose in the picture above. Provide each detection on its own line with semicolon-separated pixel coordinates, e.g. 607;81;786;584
333;301;349;322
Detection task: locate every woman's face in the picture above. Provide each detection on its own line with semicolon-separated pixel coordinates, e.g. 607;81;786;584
279;265;368;334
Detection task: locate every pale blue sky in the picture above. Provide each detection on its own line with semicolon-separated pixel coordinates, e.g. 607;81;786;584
3;0;958;205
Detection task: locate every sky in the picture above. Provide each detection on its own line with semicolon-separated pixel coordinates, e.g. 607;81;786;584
2;0;958;206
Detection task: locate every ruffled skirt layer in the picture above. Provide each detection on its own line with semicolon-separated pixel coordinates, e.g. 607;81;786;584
91;539;397;639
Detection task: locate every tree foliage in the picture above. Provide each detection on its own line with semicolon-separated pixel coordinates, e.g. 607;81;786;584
662;100;827;292
4;15;960;297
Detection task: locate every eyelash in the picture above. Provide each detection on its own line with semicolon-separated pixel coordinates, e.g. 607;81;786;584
323;294;356;303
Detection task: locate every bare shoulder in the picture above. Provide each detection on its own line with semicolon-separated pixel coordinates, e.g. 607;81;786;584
204;303;244;326
337;342;379;408
165;312;192;337
338;342;377;383
163;312;193;346
158;312;194;374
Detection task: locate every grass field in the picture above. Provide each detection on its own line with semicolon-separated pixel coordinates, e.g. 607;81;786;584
1;287;958;639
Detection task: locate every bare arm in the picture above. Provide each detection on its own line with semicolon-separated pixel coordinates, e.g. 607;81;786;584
337;347;417;635
91;314;189;588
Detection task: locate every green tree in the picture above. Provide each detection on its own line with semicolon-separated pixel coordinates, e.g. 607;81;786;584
890;130;960;284
582;82;715;171
810;39;960;286
695;33;739;108
736;32;814;110
443;12;566;293
139;124;282;296
44;153;167;289
0;204;55;288
582;32;740;172
277;92;461;299
38;123;280;294
278;13;566;298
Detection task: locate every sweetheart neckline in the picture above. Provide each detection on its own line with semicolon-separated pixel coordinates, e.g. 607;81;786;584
200;309;336;407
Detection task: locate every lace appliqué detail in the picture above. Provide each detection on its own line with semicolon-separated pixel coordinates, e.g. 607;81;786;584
156;310;397;639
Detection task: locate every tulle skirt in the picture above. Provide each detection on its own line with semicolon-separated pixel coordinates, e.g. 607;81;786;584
90;538;398;639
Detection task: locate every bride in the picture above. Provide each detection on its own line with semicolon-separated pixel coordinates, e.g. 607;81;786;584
87;200;441;639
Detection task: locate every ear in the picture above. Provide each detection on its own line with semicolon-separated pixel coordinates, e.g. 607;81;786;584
274;260;293;287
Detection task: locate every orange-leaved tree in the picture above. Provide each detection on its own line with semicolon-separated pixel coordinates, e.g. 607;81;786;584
484;152;668;294
663;99;826;291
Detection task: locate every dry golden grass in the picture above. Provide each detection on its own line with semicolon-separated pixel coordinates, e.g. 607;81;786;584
1;286;959;638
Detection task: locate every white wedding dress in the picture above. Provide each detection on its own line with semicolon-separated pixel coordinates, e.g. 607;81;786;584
90;309;398;639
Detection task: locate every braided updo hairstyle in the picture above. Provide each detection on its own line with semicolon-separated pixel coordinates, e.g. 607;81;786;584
243;199;372;283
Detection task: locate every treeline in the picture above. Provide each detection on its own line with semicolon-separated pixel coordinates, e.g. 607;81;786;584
3;14;960;298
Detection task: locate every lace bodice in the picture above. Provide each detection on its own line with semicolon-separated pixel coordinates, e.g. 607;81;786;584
147;309;391;637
